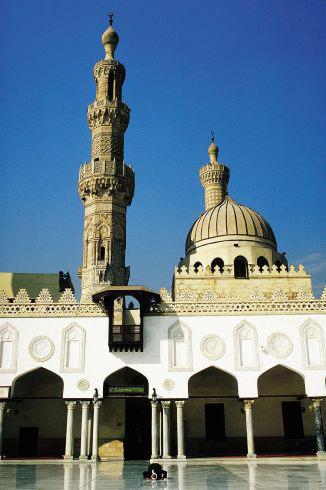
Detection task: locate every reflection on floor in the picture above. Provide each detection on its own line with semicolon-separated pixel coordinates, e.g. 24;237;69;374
0;459;325;489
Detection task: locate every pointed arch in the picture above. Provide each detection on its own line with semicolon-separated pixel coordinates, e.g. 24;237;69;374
60;322;86;373
103;366;149;397
234;320;259;370
300;319;326;368
258;364;306;396
12;367;64;398
168;320;192;372
188;366;238;397
0;323;18;373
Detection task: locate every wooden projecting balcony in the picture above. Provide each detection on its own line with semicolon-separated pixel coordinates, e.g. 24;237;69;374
110;324;141;352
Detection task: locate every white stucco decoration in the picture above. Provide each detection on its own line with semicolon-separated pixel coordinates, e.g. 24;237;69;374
61;322;86;373
0;323;18;373
168;320;193;372
162;378;175;391
29;336;55;362
234;321;259;370
200;334;225;360
77;379;90;391
300;319;326;369
267;332;293;359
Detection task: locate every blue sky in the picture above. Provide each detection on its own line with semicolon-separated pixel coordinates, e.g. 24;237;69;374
1;0;325;297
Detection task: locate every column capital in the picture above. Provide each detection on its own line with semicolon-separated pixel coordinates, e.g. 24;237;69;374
151;400;159;408
310;398;324;409
161;400;171;409
65;400;77;410
0;402;6;410
93;400;102;408
243;399;255;410
175;400;185;408
80;400;91;408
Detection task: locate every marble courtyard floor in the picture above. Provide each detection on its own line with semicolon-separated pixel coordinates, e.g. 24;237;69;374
0;459;325;489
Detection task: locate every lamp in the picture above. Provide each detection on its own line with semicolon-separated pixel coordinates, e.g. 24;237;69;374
151;388;157;403
93;388;99;404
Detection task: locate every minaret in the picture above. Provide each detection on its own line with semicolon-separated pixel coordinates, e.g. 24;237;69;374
199;133;230;210
78;15;135;300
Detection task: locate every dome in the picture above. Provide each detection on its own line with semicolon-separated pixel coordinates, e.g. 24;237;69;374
102;26;119;47
186;196;276;254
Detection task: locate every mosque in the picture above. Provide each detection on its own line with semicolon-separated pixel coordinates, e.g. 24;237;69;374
0;18;325;462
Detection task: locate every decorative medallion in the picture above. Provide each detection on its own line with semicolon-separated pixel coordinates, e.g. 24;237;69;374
267;332;293;359
200;334;225;360
77;379;90;391
162;379;175;391
29;336;55;362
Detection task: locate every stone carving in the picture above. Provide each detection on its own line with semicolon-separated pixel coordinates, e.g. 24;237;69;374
35;289;54;304
176;290;197;302
77;379;90;391
91;134;123;160
160;288;172;302
13;289;30;304
162;379;175;391
29;336;55;362
200;334;225;360
320;287;326;300
267;333;293;359
270;288;288;302
0;290;9;304
201;290;218;302
249;288;265;301
296;288;314;300
59;289;77;304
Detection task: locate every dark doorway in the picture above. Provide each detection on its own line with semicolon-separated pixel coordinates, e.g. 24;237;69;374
18;427;38;457
125;398;151;459
205;403;225;440
282;401;304;439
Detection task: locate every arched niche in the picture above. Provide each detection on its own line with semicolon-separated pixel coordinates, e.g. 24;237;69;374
258;365;306;396
188;366;238;397
61;323;86;373
234;256;249;279
103;367;149;397
0;323;18;373
168;321;192;372
12;368;64;398
300;319;326;368
234;321;259;370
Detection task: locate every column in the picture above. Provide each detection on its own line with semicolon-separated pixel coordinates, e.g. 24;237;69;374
64;401;77;460
176;401;186;459
243;400;256;458
79;401;90;460
311;399;326;459
87;413;93;457
151;401;159;459
161;401;171;459
0;402;6;460
91;401;102;461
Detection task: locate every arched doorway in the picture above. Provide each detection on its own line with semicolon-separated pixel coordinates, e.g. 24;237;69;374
256;365;314;455
187;367;242;456
7;368;65;458
102;367;150;460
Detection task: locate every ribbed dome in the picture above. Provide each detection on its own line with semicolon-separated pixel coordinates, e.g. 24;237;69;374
186;196;276;254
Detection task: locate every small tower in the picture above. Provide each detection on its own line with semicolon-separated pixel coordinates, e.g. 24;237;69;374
199;133;230;210
78;16;135;300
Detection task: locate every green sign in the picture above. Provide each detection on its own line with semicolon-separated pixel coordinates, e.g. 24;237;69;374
108;386;145;395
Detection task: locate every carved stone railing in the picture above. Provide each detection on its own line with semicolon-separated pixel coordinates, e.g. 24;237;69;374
0;289;106;318
174;263;309;278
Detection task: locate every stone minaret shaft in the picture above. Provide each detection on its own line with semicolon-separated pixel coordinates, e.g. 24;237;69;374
199;134;230;210
78;19;135;300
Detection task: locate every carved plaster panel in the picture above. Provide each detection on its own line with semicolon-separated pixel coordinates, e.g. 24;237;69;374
168;321;193;372
29;336;55;362
300;319;326;369
200;334;225;360
162;379;175;391
0;323;18;373
234;321;260;370
267;332;293;359
77;379;90;391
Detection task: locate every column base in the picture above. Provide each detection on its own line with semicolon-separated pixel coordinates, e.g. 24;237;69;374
317;451;326;460
79;455;88;461
247;453;257;459
177;455;186;459
162;455;171;459
63;455;74;461
151;454;159;459
91;456;100;462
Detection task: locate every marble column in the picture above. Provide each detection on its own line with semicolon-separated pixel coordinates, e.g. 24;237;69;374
64;401;77;460
79;401;90;460
176;401;186;459
243;400;256;458
311;399;326;459
91;401;102;461
161;401;171;459
87;413;93;457
151;401;159;459
0;402;6;460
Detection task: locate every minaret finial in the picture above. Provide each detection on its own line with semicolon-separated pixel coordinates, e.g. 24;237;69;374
211;130;215;143
109;12;114;26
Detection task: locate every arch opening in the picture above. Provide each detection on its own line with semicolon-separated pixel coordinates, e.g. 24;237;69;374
194;261;202;273
257;256;269;272
234;256;248;279
7;368;66;458
102;367;150;460
211;257;224;273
